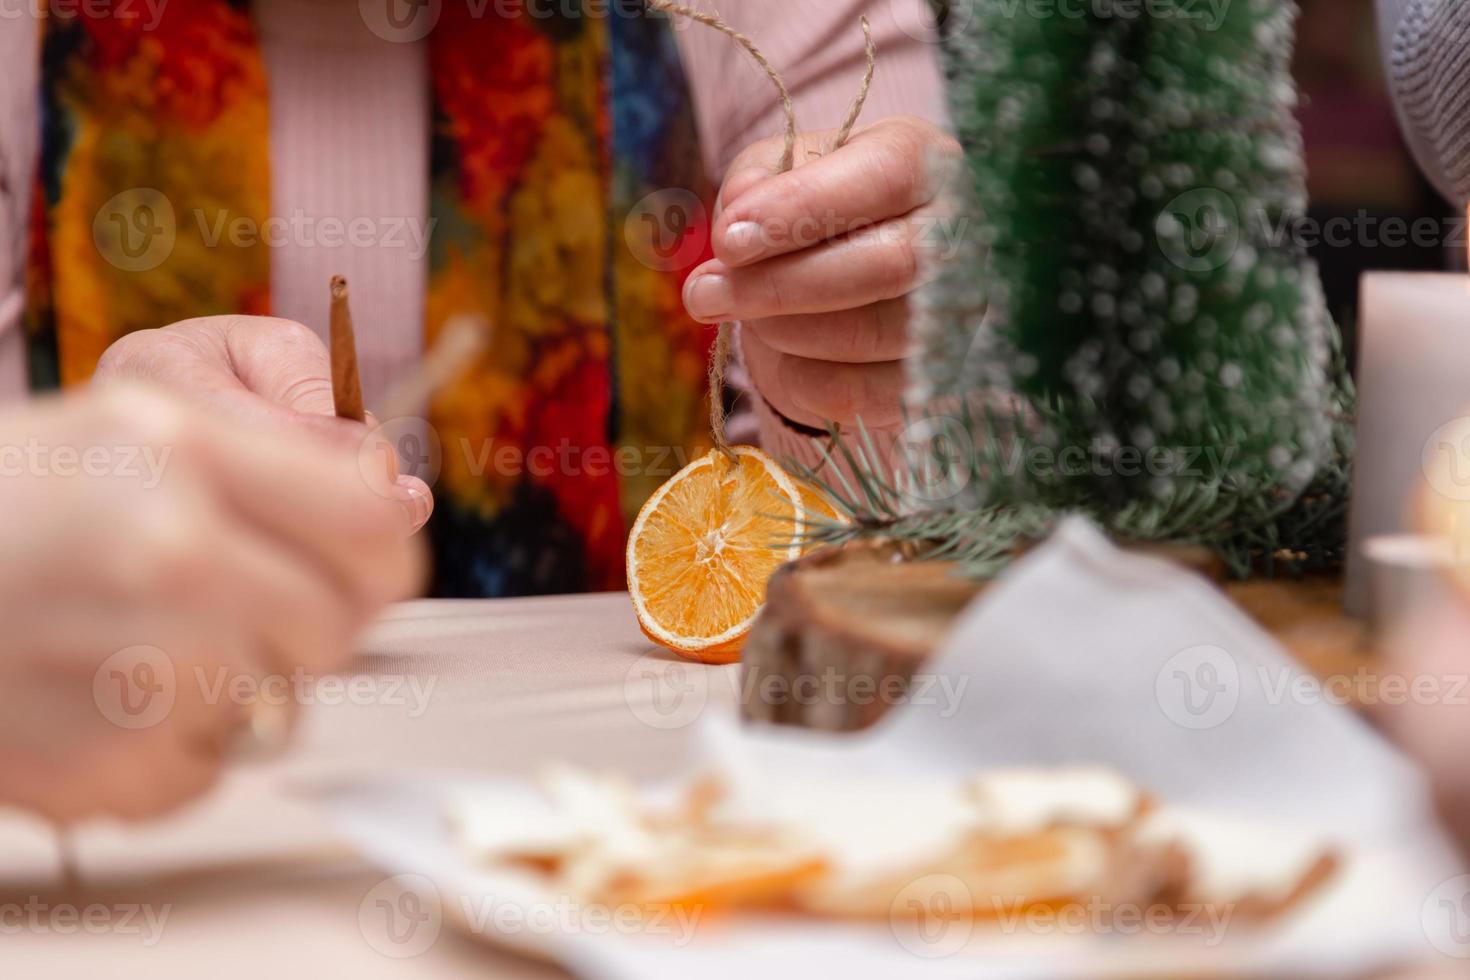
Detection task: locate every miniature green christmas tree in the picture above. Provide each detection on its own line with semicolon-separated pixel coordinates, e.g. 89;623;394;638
805;0;1353;577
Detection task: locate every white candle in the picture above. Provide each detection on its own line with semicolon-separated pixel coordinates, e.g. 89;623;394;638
1361;533;1466;637
1345;273;1470;616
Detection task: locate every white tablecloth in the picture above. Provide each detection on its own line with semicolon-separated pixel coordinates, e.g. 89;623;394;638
0;593;740;979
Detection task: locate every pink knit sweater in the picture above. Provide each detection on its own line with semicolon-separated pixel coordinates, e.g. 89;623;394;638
0;1;946;462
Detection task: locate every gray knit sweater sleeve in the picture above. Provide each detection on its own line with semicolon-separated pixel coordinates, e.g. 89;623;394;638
1379;0;1470;206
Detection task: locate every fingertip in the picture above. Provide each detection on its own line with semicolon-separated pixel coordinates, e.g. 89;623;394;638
683;260;735;323
396;475;434;534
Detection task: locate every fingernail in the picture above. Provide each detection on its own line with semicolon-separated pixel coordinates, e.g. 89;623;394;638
685;273;733;320
397;478;433;534
722;221;764;262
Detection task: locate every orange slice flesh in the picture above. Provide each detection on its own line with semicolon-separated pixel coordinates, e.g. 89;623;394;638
627;447;804;663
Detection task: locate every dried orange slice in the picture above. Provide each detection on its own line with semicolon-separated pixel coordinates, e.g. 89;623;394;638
628;446;804;664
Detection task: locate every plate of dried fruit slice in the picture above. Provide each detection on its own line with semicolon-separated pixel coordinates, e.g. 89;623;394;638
319;752;1428;980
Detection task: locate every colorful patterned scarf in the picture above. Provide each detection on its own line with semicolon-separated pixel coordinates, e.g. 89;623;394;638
28;0;716;597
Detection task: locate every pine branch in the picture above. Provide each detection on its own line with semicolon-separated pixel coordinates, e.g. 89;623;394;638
788;369;1353;581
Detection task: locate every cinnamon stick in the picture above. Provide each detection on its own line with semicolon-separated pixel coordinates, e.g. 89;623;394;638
329;275;366;423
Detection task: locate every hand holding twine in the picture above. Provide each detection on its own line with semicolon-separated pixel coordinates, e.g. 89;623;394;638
646;0;877;464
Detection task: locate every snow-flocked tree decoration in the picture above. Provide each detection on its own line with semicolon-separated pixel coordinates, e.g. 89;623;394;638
805;0;1353;577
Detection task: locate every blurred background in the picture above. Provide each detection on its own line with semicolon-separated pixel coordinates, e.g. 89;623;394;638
1295;0;1460;365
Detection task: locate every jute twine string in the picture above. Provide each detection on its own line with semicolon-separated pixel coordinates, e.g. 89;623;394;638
648;0;798;174
832;17;877;156
648;0;877;466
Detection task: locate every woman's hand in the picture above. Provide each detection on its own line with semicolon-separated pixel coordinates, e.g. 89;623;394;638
0;384;426;822
685;115;963;431
95;315;433;531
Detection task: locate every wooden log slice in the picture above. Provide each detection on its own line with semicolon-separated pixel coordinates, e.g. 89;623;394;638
741;542;1372;732
743;544;985;731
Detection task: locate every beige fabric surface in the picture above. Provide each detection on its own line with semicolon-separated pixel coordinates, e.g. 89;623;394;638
0;593;743;978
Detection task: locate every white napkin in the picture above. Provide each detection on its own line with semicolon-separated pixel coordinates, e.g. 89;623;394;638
873;516;1433;834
